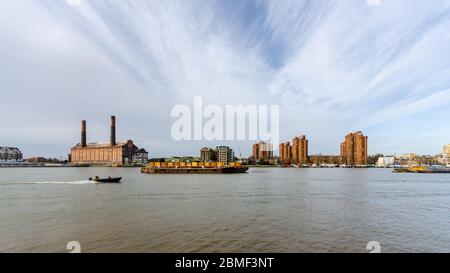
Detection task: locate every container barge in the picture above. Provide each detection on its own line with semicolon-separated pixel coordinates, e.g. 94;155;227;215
393;166;450;174
141;161;249;174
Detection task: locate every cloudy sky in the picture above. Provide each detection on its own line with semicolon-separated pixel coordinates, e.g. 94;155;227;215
1;0;450;158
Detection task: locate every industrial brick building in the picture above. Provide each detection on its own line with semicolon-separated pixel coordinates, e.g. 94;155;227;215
70;116;148;166
340;131;368;166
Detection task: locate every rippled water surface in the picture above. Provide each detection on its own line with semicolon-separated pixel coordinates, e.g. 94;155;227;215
0;167;449;252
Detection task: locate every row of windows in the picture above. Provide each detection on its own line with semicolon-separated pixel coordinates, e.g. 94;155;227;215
71;148;123;162
0;154;23;160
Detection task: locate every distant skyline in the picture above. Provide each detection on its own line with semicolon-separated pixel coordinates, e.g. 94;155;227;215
1;0;450;158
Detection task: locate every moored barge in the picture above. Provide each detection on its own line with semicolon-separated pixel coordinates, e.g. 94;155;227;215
393;166;450;174
141;161;249;174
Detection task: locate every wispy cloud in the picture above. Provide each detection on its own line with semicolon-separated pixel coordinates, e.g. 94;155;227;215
0;0;449;157
66;0;81;7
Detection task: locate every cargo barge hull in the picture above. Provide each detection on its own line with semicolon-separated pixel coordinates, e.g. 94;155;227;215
141;166;249;174
393;167;450;173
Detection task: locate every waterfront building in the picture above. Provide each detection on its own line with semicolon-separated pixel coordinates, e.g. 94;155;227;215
376;157;395;167
26;157;47;163
292;135;308;165
0;147;23;162
340;131;368;166
252;141;273;161
252;143;258;161
131;149;149;165
443;145;450;166
279;143;284;163
399;153;417;160
444;144;450;159
164;156;199;163
308;155;340;166
216;146;234;164
200;147;217;162
70;116;148;166
279;142;292;163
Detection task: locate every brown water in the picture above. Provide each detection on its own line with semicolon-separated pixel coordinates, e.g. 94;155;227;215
0;167;449;253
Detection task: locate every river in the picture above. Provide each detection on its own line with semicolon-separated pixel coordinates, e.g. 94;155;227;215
0;167;449;252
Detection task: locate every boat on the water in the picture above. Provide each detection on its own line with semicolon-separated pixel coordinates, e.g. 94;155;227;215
89;176;122;183
141;161;249;174
393;166;450;174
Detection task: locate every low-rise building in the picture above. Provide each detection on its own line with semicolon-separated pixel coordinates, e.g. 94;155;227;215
376;157;395;167
165;157;199;163
131;149;149;165
398;153;417;160
26;157;47;163
309;155;340;166
395;154;441;166
200;147;217;162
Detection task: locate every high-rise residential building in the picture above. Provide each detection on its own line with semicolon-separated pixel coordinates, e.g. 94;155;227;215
279;142;292;163
340;131;368;166
252;143;259;160
216;146;234;164
444;144;450;159
292;135;308;165
252;141;273;161
200;147;217;162
279;143;284;161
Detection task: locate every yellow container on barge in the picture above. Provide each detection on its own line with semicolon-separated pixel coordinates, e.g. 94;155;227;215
141;161;249;174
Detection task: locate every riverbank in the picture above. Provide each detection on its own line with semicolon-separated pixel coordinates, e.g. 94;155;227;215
0;164;142;168
0;164;71;168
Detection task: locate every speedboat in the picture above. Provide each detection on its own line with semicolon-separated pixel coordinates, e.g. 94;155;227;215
89;176;122;183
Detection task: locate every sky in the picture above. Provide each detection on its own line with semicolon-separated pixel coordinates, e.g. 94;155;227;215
1;0;450;158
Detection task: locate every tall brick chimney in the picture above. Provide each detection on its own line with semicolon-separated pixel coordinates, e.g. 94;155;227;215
81;120;87;147
110;116;116;146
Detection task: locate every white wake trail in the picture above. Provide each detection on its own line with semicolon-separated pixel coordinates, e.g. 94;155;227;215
21;180;95;185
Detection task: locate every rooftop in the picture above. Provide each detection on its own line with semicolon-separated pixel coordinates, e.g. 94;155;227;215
0;147;22;153
72;140;132;149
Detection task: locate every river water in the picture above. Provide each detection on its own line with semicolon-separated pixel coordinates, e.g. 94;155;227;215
0;167;449;253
